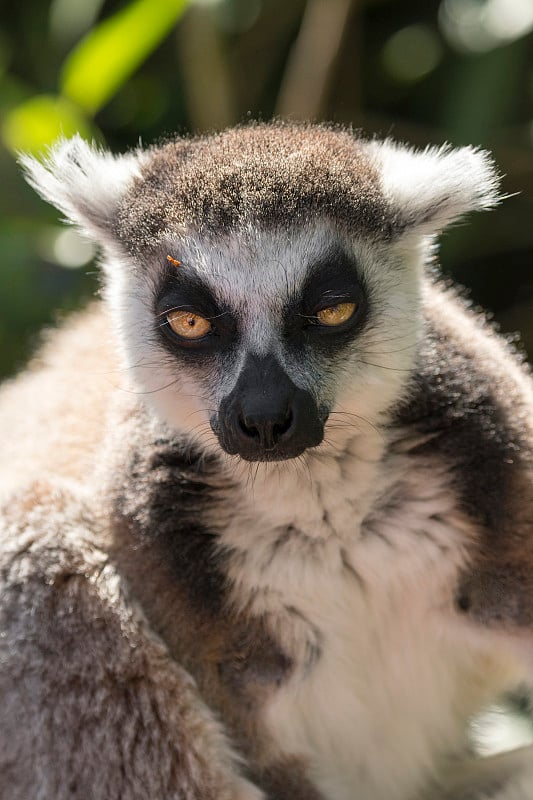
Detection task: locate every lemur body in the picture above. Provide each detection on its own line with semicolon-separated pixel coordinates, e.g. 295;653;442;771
1;124;533;799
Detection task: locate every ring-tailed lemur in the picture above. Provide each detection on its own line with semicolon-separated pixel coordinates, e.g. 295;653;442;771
1;123;533;800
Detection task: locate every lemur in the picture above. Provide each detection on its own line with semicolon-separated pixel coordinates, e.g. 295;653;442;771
1;122;533;800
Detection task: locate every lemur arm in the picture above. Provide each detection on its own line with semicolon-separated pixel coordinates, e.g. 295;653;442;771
0;481;264;800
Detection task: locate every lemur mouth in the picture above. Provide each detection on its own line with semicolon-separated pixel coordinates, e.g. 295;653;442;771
211;413;325;462
223;440;317;463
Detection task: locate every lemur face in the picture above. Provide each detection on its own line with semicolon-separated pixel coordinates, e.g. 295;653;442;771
112;223;423;462
21;123;500;462
155;231;342;462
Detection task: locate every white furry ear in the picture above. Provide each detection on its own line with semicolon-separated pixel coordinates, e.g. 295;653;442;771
364;139;502;236
20;135;145;242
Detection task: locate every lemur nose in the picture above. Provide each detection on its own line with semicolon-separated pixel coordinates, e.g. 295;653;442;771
238;406;294;449
213;353;325;461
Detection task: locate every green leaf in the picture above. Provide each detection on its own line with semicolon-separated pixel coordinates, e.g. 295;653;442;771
61;0;190;114
1;94;94;155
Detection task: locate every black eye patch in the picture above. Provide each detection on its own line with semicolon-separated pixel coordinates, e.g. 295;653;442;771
301;247;365;308
155;266;237;355
284;246;369;346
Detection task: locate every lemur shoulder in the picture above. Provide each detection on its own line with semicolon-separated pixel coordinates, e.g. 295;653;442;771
1;123;533;800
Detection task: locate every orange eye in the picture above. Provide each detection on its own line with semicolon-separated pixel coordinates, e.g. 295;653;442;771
166;310;212;339
316;302;356;326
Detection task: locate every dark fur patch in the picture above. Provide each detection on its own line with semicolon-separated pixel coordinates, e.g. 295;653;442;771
394;318;517;533
0;485;233;800
108;413;297;773
114;122;393;254
392;281;533;629
111;429;227;612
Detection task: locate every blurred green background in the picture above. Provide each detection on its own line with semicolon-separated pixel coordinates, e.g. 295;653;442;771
0;0;532;378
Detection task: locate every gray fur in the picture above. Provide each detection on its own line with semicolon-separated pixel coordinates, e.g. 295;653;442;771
0;484;262;800
393;281;533;630
114;123;391;251
2;123;533;800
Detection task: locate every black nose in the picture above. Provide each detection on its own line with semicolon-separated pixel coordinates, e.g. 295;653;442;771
213;354;325;461
238;403;293;449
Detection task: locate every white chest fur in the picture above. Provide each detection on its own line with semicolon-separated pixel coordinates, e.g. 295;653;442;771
220;440;523;800
263;547;465;800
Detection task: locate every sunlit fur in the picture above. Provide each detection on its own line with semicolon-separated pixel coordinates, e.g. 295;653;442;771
3;123;533;800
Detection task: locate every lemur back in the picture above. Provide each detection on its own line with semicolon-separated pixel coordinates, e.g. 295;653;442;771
2;123;533;800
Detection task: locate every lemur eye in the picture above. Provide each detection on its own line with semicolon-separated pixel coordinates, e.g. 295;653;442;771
167;310;212;339
316;302;356;326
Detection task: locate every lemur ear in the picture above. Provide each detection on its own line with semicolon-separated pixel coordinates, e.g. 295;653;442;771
364;139;502;236
20;135;145;244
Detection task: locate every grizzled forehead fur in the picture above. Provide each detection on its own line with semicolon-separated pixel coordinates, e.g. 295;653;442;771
114;123;391;253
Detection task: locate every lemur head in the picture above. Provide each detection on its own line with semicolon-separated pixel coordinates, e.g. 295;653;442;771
22;123;500;462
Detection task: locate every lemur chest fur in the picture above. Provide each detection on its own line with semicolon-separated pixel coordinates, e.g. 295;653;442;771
219;442;523;800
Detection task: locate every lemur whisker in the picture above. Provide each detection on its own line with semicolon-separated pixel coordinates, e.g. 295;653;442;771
155;308;232;323
358;359;412;373
116;378;182;395
363;344;415;356
329;409;384;438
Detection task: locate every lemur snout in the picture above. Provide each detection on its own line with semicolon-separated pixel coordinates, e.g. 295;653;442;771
237;402;293;450
213;354;325;461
